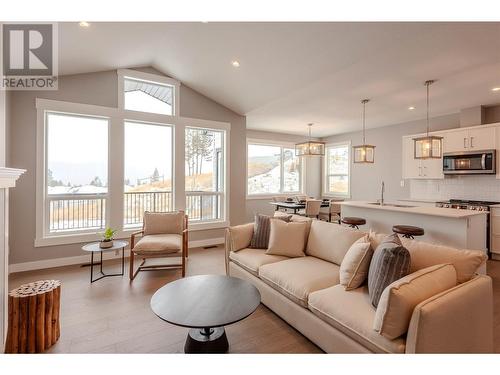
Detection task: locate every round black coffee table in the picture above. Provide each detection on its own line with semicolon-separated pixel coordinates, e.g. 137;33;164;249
150;275;261;353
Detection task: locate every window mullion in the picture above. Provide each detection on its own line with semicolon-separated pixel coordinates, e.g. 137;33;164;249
280;147;284;194
108;116;124;233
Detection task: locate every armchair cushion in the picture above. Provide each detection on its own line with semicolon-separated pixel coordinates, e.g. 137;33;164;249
133;234;182;255
143;211;185;235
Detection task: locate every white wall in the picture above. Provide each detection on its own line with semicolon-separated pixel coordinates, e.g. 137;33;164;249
245;130;321;222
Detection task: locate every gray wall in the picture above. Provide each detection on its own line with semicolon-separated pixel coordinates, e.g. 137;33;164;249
321;104;500;202
7;68;246;265
245;130;321;222
321;114;461;202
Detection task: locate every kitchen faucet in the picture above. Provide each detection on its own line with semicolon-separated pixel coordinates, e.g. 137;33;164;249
380;181;385;206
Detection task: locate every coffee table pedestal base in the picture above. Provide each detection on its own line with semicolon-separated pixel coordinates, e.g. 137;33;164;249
184;327;229;353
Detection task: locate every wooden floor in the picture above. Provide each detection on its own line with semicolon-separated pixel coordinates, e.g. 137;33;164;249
8;246;322;354
9;247;500;353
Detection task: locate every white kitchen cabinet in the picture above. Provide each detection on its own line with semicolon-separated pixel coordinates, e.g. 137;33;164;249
490;207;500;260
443;126;496;153
402;135;443;179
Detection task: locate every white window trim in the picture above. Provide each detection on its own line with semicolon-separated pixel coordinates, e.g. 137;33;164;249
322;141;351;199
246;138;304;200
35;91;230;247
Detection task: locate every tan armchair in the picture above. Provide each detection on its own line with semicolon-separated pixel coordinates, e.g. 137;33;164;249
129;210;188;281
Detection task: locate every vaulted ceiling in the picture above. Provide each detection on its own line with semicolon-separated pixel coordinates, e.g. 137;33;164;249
58;22;500;137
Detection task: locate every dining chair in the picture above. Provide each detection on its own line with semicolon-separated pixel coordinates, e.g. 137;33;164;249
319;200;342;223
300;199;322;219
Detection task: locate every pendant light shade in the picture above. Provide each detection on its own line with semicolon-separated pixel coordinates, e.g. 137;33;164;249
413;80;443;159
295;123;325;157
353;99;375;163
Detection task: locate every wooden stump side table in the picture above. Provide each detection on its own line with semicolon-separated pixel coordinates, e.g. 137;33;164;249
4;280;61;353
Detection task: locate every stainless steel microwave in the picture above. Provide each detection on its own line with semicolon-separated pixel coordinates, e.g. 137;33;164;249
443;150;496;175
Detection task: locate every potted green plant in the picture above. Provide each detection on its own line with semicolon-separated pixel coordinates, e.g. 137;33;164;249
99;228;117;249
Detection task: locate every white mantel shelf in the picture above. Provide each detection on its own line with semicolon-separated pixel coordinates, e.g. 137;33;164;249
339;201;488;219
0;168;26;188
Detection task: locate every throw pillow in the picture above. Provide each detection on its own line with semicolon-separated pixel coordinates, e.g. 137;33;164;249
373;263;457;339
339;234;373;290
266;219;308;257
368;233;411;307
249;214;292;249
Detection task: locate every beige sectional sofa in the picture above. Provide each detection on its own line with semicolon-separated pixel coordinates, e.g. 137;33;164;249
225;214;494;353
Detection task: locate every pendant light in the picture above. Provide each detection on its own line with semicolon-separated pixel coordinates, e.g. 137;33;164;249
353;99;375;163
295;123;325;157
413;80;443;159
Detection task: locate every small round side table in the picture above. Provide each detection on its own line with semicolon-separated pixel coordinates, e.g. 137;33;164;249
82;240;128;283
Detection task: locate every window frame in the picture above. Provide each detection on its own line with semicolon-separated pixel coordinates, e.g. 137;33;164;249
35;71;230;247
323;141;351;199
117;68;180;116
246;139;304;199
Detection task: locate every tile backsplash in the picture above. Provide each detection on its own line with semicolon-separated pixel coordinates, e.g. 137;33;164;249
410;175;500;202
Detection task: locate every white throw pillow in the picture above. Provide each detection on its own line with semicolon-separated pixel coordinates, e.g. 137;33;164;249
339;235;373;290
373;263;457;339
266;219;308;257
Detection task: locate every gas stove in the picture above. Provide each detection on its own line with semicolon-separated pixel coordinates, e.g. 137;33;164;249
435;199;500;211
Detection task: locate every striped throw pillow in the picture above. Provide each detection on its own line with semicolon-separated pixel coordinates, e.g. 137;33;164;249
249;214;292;249
368;233;411;307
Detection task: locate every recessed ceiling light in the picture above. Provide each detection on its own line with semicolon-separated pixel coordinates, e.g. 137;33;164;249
79;21;90;28
408;106;416;110
231;60;240;68
492;87;500;92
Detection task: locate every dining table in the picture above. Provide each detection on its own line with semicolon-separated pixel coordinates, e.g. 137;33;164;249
269;200;330;214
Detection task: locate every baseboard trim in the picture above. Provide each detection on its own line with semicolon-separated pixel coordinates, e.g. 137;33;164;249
9;237;224;274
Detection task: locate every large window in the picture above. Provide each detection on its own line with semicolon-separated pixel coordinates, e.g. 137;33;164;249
45;112;109;234
325;143;350;197
36;69;230;246
123;77;174;115
124;121;173;227
247;142;301;196
185;127;225;222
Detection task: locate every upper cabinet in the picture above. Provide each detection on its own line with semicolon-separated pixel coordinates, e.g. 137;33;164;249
443;126;496;153
402;124;499;180
402;135;444;179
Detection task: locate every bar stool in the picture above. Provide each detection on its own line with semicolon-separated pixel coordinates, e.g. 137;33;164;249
392;225;424;239
341;217;366;229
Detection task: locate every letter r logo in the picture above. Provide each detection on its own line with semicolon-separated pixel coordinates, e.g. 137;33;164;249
2;24;53;76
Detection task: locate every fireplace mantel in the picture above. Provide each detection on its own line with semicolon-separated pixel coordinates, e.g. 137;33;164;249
0;168;25;188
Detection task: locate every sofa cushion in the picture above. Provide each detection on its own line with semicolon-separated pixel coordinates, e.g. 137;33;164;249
250;214;291;249
258;256;340;307
374;263;457;340
266;219;308;257
229;248;289;276
368;230;487;283
308;285;406;353
143;211;184;235
228;223;254;252
306;220;366;265
133;234;181;255
368;233;411;307
340;235;373;290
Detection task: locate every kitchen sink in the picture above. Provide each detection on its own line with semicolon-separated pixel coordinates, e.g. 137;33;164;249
367;202;416;208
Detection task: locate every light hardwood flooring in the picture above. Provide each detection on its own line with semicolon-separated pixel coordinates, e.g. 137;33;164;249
8;246;321;353
9;247;500;353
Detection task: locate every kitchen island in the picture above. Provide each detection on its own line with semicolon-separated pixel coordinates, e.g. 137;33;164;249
339;201;488;253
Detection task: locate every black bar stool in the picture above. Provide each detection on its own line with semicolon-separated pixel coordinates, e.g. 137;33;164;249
392;225;424;239
341;217;366;229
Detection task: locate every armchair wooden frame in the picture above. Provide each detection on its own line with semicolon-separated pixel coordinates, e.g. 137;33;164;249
129;213;189;281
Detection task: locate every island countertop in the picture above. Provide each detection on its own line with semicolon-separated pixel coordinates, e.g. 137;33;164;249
339;201;488;219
